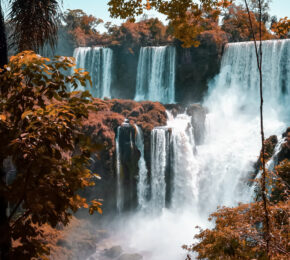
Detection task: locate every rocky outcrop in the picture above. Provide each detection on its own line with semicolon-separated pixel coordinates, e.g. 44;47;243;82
117;121;140;210
82;99;167;213
175;31;228;103
277;127;290;163
186;104;207;145
252;127;290;201
110;46;139;100
252;135;278;179
81;99;208;213
165;103;207;145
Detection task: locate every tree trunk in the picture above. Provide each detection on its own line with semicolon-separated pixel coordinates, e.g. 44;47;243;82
0;3;10;259
0;164;11;260
244;0;270;258
0;2;8;67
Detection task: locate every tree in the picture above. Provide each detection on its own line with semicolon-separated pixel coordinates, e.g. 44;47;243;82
0;1;62;257
63;9;104;47
271;17;290;39
64;9;103;34
0;3;8;67
3;0;61;53
0;51;102;259
248;0;271;23
222;3;272;42
108;0;232;47
244;0;270;255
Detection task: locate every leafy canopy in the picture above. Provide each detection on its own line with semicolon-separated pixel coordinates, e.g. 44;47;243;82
271;17;290;39
0;51;102;259
108;0;232;47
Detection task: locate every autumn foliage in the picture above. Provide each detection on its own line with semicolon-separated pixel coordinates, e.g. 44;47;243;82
271;17;290;39
184;158;290;259
0;52;102;259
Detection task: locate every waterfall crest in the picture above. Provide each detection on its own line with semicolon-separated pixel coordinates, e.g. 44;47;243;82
72;47;113;98
135;46;176;103
216;39;290;120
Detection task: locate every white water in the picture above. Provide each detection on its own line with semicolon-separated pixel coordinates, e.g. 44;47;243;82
135;125;149;210
72;47;113;98
150;127;168;211
115;127;123;213
90;40;289;260
169;114;199;209
135;46;176;103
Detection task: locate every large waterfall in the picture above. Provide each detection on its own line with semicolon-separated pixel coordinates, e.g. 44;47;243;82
72;47;113;98
90;40;289;260
135;46;176;103
217;39;290;120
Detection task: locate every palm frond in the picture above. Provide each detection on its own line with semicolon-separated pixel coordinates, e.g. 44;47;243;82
9;0;61;52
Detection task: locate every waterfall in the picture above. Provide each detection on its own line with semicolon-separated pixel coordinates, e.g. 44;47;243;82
90;40;290;260
217;39;290;120
196;39;290;215
149;113;199;211
135;125;149;210
150;127;168;211
72;47;113;98
135;46;176;103
168;114;199;209
115;127;123;212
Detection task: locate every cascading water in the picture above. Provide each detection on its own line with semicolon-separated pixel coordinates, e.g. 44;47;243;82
150;127;168;211
195;40;289;216
168;114;199;209
115;127;123;213
148;113;199;211
135;46;176;103
135;125;149;210
216;39;290;120
90;40;290;260
72;47;113;98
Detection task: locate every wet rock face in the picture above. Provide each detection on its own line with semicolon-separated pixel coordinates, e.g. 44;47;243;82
82;99;167;213
118;122;140;211
111;46;139;100
252;135;278;179
277;127;290;163
186;104;206;145
175;32;227;103
103;246;123;258
118;253;143;260
165;103;207;145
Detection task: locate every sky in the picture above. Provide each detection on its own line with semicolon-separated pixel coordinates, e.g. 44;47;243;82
62;0;290;32
2;0;289;32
